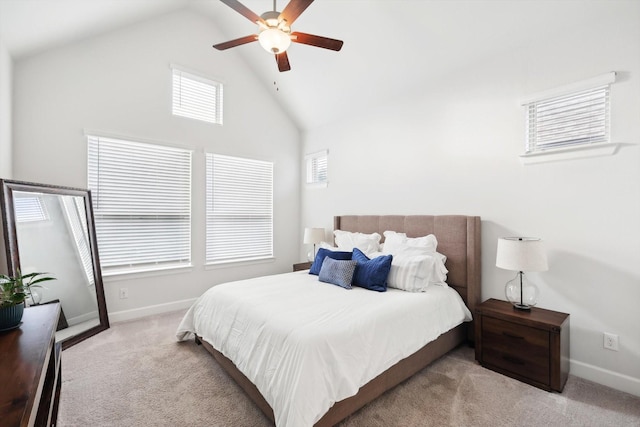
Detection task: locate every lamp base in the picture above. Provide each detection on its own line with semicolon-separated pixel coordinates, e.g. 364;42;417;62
512;302;532;311
505;271;539;311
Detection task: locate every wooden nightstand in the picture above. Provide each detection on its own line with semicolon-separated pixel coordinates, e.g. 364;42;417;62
293;261;312;272
475;298;570;392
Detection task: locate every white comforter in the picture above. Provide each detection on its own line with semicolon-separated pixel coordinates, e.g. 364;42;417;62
176;270;472;427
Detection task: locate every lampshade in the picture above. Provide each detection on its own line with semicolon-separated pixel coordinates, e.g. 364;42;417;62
496;237;548;272
258;28;291;54
303;227;325;245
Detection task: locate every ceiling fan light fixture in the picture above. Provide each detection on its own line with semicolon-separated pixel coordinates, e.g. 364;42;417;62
258;28;291;53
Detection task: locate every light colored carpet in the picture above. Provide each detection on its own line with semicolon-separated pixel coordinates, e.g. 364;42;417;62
58;310;640;427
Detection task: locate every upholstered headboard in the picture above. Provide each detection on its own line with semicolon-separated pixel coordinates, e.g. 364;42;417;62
334;215;481;342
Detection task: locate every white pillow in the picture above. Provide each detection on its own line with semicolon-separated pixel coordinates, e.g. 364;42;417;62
386;247;448;292
382;231;438;254
387;253;433;292
318;241;339;251
333;230;381;255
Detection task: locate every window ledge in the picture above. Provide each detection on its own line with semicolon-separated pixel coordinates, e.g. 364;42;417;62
306;181;328;189
519;142;620;165
103;264;193;281
205;257;275;270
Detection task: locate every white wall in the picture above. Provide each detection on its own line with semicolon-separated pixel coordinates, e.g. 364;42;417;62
302;4;640;395
0;36;11;179
12;10;301;319
0;37;12;276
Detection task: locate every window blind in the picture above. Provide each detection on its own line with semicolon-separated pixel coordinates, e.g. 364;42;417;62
87;135;192;273
14;195;49;222
61;196;95;286
206;153;273;263
306;150;328;185
172;66;223;125
524;72;615;153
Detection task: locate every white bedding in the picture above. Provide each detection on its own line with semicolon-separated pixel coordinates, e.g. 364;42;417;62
176;270;472;427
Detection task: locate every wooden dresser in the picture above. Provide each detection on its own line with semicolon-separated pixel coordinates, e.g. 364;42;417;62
475;298;570;392
0;303;62;426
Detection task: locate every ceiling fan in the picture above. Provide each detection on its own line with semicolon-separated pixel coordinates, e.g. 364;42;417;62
213;0;344;72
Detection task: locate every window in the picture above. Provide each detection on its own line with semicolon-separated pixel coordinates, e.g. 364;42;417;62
61;196;95;286
523;72;616;154
14;195;49;222
206;153;273;264
172;65;223;125
87;135;192;274
305;150;328;186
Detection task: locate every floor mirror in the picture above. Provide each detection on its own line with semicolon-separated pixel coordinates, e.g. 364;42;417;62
0;179;109;349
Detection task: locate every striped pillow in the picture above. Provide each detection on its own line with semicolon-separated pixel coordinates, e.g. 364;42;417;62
387;253;436;292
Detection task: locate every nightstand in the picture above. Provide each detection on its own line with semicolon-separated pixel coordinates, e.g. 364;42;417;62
475;298;570;392
293;261;312;272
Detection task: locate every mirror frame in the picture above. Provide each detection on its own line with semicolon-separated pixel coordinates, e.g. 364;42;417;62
0;179;109;349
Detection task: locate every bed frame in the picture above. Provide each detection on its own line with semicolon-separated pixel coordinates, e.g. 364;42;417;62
197;215;481;426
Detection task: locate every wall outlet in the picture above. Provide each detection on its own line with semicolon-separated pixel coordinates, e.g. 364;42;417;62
603;332;619;351
119;288;129;299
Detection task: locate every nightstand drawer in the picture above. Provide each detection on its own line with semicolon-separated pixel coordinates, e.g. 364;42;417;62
482;317;550;384
482;351;549;386
483;316;550;357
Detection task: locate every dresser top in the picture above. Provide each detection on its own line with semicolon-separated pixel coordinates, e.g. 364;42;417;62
0;303;60;427
477;298;569;329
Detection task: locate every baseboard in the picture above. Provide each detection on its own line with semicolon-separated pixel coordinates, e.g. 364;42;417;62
108;298;196;323
66;310;99;326
570;359;640;397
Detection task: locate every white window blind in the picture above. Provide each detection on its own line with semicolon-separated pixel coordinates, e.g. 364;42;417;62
206;153;273;264
61;196;95;286
172;66;223;125
14;195;49;222
305;150;328;185
524;72;615;153
88;135;192;274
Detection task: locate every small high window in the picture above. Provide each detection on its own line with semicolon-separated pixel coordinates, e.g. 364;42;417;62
305;150;328;187
523;72;616;154
172;65;223;125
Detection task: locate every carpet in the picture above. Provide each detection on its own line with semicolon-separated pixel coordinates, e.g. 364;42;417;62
58;310;640;426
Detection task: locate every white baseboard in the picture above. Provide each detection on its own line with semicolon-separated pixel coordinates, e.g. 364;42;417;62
571;359;640;397
108;298;196;323
66;310;99;326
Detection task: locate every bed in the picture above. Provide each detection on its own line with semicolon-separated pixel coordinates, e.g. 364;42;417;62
177;215;481;426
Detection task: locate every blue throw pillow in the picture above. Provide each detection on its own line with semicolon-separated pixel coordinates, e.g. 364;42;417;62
309;248;352;275
318;257;357;289
352;248;392;292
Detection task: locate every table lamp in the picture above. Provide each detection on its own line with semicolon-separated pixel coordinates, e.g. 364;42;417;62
304;227;325;261
496;237;548;310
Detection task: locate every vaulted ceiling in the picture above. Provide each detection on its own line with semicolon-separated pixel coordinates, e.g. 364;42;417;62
0;0;616;131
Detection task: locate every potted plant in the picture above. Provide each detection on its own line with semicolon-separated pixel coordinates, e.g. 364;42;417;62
0;271;56;331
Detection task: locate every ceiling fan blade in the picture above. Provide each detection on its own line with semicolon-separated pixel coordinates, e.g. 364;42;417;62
220;0;264;24
276;52;291;72
291;32;343;51
279;0;314;25
213;35;258;50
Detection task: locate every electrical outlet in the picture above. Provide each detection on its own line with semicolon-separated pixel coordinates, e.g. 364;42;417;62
603;332;619;351
119;288;129;299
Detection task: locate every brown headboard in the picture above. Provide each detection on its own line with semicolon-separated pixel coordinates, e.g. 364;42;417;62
334;215;481;341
